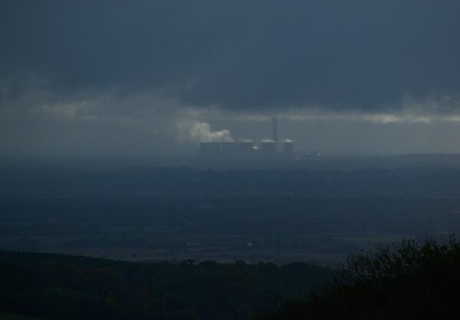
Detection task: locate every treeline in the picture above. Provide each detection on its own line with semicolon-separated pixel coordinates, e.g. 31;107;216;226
258;237;460;320
0;252;331;320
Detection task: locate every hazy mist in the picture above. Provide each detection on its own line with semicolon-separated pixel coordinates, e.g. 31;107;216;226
1;0;460;155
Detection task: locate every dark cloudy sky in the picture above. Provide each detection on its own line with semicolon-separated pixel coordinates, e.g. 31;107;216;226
1;0;460;155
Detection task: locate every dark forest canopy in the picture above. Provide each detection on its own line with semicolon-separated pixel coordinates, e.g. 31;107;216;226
0;252;331;320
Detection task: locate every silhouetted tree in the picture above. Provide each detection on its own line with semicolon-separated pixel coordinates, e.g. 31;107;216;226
258;236;460;320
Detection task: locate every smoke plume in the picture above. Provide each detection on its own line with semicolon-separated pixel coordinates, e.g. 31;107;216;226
176;120;233;143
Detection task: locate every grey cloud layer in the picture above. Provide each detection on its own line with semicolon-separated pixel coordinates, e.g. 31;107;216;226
1;0;460;113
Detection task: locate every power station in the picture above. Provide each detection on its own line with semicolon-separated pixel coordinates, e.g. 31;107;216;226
199;118;294;159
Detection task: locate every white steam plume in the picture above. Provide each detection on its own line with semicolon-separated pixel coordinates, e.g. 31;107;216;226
176;120;233;143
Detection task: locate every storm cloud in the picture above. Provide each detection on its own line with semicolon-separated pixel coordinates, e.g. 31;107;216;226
1;0;460;155
2;0;460;113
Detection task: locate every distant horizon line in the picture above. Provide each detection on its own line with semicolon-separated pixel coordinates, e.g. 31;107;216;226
2;152;460;159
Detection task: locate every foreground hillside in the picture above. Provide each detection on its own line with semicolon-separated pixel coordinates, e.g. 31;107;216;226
0;252;331;320
4;237;459;320
258;237;460;320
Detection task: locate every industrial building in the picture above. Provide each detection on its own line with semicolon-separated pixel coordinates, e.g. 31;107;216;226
261;140;276;156
284;140;294;157
199;118;294;159
200;140;256;158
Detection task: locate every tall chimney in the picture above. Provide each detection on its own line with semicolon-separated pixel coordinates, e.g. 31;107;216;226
272;117;278;151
